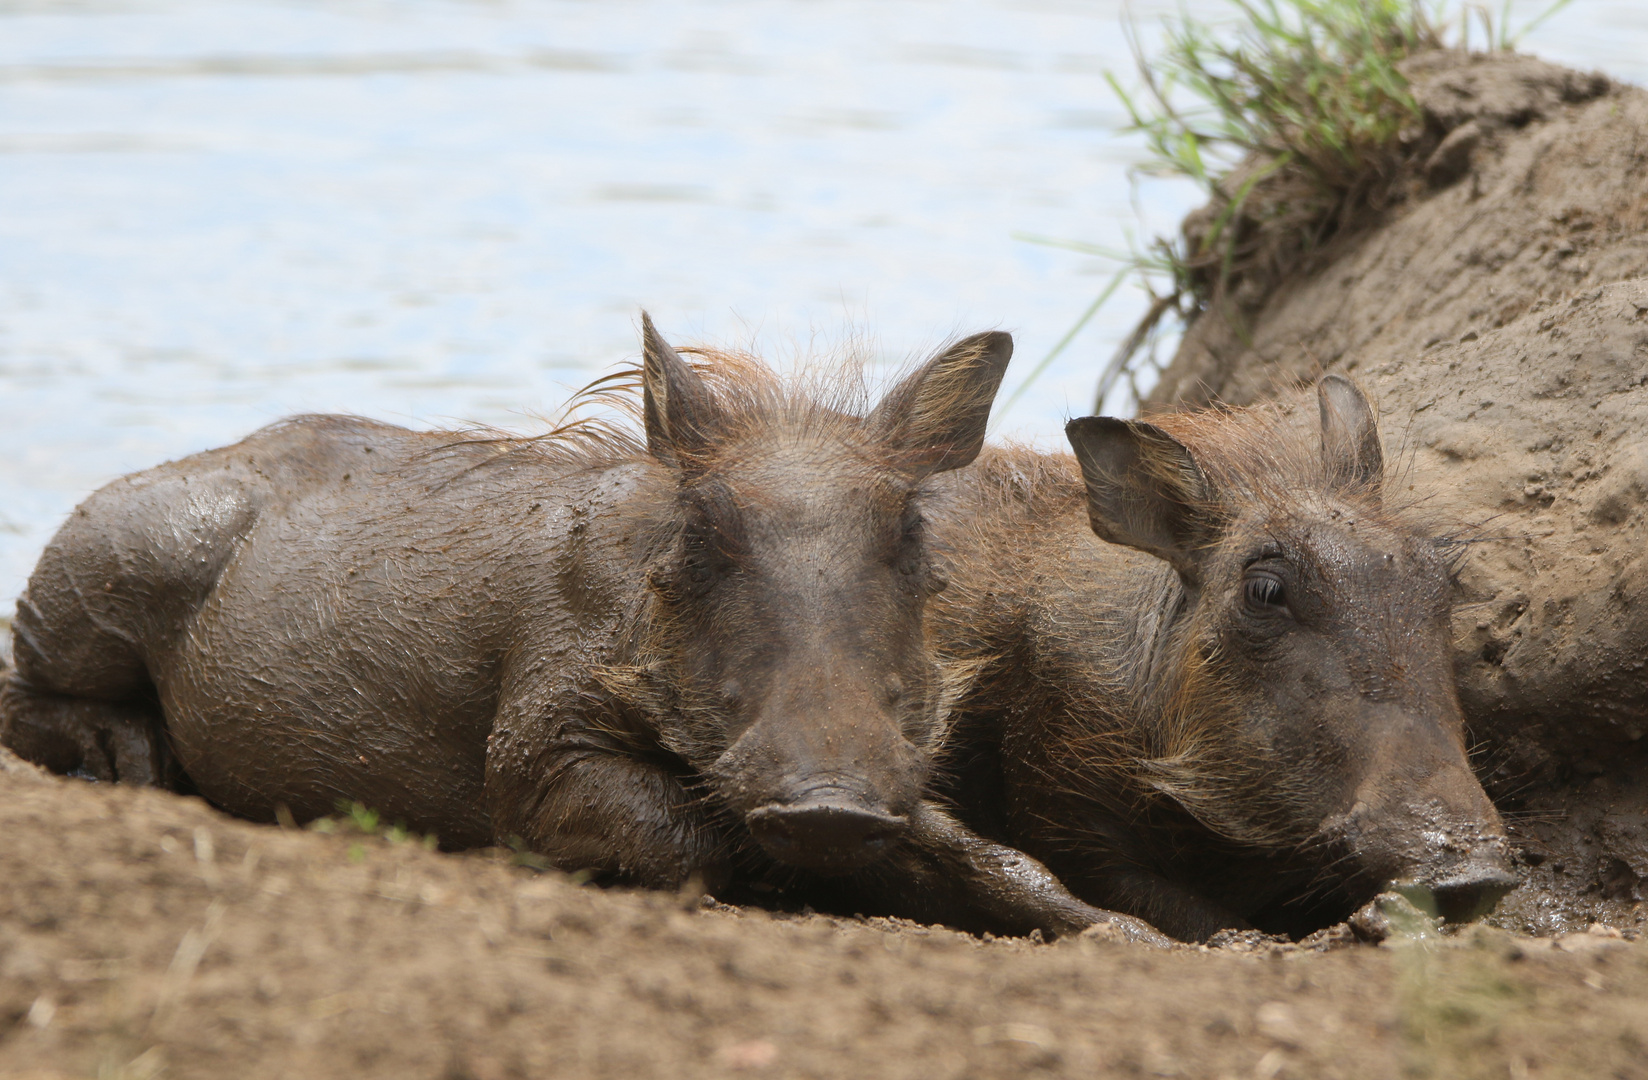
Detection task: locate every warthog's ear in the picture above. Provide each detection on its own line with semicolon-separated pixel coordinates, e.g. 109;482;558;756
870;331;1013;477
1318;374;1383;498
640;312;719;468
1065;416;1211;585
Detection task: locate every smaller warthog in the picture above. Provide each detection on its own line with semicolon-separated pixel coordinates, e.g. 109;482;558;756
927;376;1518;941
0;316;1161;941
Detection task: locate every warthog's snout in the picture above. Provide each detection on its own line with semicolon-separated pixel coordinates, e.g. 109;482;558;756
1394;862;1521;923
745;788;908;872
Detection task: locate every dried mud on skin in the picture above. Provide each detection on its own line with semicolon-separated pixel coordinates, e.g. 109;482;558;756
1147;51;1648;934
0;757;1645;1080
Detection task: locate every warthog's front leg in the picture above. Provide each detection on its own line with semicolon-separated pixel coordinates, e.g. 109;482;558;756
1083;865;1252;944
855;802;1171;945
0;675;170;786
484;695;732;891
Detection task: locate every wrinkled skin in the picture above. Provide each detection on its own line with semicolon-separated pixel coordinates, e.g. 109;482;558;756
0;317;1164;943
927;376;1517;942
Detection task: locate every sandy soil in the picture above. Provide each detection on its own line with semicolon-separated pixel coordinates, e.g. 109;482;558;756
0;754;1643;1080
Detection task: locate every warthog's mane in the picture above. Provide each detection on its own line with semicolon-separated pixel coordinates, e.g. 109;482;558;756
427;337;1002;481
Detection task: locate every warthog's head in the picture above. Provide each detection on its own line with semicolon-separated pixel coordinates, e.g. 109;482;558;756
1066;376;1517;924
616;316;1009;873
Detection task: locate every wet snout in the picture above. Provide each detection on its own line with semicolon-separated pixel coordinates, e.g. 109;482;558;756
1339;802;1521;923
711;676;926;873
1387;817;1520;924
1401;856;1521;923
1333;707;1520;924
745;786;907;871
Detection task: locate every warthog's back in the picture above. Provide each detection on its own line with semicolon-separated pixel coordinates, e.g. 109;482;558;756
11;414;662;843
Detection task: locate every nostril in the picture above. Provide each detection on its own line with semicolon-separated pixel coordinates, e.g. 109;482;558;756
1399;866;1521;923
745;793;907;873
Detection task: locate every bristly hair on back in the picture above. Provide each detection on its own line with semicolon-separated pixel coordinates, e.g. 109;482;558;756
1144;384;1453;531
428;332;998;481
1150;398;1379;515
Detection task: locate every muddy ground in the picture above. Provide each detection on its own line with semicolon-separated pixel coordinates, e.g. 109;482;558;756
0;753;1643;1080
1147;51;1648;934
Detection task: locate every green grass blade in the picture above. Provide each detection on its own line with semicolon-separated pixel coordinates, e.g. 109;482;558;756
993;265;1131;426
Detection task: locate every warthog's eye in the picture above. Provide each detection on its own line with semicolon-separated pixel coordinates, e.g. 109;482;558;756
672;481;744;597
889;500;930;587
1242;572;1289;615
677;523;735;596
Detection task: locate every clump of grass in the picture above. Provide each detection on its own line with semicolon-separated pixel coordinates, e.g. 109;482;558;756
1116;0;1439;301
1121;0;1438;203
1010;0;1572;417
1395;925;1544;1079
1105;0;1446;413
307;799;439;851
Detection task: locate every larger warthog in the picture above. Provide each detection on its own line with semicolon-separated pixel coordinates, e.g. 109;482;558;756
0;317;1162;941
927;376;1517;941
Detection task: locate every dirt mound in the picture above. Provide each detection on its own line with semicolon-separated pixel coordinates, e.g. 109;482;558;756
1146;52;1648;931
0;753;1644;1080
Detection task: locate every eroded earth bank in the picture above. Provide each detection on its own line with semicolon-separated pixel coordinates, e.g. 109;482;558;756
1148;51;1648;937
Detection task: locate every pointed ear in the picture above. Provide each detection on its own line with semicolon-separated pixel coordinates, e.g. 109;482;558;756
1065;416;1212;585
1317;374;1383;498
869;331;1012;478
640;312;719;467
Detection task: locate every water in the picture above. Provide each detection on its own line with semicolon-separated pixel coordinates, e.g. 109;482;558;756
1;0;1644;604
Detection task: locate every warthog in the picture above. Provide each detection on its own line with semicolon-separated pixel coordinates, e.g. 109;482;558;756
0;317;1162;941
927;376;1518;941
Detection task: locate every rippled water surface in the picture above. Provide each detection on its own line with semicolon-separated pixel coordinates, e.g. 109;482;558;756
1;0;1643;601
